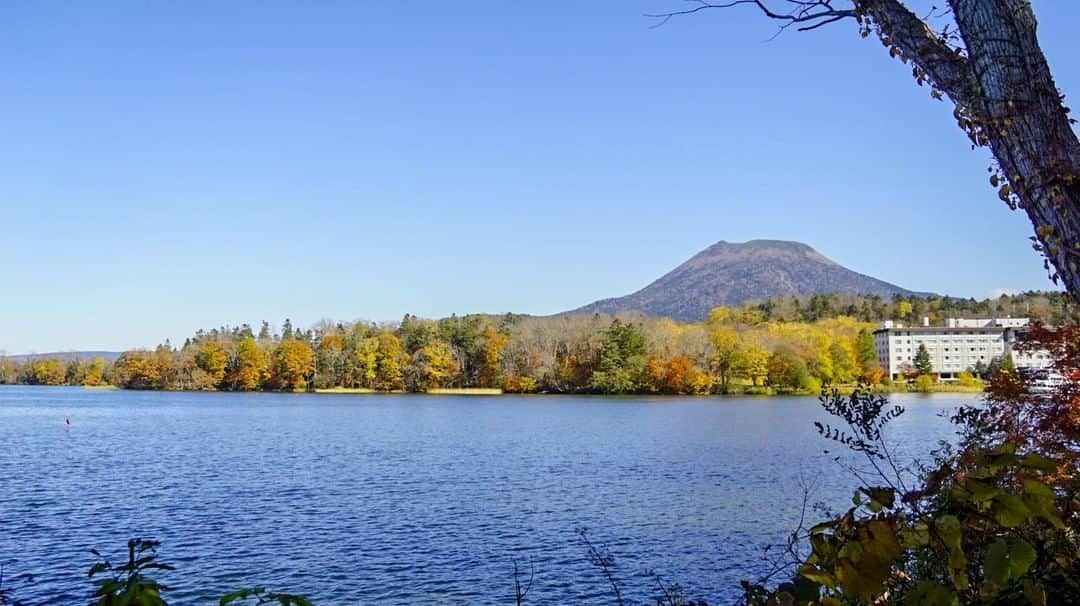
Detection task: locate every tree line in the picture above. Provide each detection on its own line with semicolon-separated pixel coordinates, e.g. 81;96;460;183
1;291;1071;395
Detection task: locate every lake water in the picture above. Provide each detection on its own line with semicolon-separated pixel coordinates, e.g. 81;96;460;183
0;387;976;605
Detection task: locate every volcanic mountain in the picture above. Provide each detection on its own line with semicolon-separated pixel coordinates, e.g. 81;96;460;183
565;239;928;322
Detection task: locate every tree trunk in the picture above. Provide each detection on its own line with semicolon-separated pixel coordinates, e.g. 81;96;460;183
860;0;1080;297
951;0;1080;297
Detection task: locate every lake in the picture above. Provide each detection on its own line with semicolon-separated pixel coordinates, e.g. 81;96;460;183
0;387;977;604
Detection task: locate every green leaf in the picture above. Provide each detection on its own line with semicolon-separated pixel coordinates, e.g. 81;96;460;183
1019;453;1058;472
992;493;1032;527
962;479;999;504
948;546;970;590
899;521;930;548
985;538;1037;586
1022;479;1066;528
935;515;962;550
1008;539;1037;579
985;539;1010;586
904;580;958;606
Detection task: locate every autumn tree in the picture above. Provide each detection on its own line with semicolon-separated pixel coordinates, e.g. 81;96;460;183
352;337;380;388
82;357;106;386
29;358;66;386
113;351;163;389
648;355;714;394
736;339;771;386
708;324;741;388
315;333;345;389
855;328;878;368
896;300;914;322
767;345;813;392
195;341;228;388
478;327;508;388
271;339;315;391
408;339;459;391
374;332;405;391
653;0;1080;298
828;340;858;383
227;337;268;391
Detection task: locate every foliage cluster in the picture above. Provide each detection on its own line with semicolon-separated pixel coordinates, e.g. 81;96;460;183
743;323;1080;606
1;312;886;395
5;293;1057;395
727;292;1073;326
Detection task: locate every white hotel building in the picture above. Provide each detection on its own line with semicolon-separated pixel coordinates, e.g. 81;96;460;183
873;317;1050;380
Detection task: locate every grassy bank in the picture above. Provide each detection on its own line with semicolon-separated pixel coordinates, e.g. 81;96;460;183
426;387;503;395
313;387;377;394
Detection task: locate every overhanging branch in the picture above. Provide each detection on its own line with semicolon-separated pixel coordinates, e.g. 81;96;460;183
646;0;856;31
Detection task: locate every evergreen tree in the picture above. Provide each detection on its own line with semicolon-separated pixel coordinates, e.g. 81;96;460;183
913;343;933;376
258;321;271;341
588;318;647;394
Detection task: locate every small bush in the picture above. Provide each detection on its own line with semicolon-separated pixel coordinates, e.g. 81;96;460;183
913;374;934;393
956;370;980;387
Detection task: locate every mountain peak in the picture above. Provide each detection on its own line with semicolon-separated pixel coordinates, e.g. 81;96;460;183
564;240;927;322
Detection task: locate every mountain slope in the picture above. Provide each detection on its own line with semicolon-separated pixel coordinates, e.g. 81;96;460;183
566;240;929;322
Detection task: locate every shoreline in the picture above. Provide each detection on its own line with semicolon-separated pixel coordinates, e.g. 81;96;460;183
2;383;988;397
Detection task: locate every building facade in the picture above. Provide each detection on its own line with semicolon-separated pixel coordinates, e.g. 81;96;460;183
873;317;1039;380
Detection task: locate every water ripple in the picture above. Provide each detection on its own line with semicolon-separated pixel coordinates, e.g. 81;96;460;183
0;387;967;604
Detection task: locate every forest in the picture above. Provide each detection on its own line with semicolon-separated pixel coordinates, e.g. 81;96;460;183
1;291;1073;396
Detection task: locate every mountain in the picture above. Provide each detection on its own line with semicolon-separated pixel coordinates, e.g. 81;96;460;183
565;239;930;322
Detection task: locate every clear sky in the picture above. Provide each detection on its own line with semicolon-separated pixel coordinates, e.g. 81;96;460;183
1;1;1077;353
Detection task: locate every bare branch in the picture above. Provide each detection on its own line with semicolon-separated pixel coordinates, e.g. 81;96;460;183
647;0;856;34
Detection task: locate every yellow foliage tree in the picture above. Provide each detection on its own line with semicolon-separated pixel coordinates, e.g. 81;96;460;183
414;340;459;390
196;341;228;388
30;359;66;386
229;337;268;391
272;339;315;391
82;357;106;386
353;337;379;388
375;332;405;391
708;326;741;388
737;340;770;386
478;328;508;388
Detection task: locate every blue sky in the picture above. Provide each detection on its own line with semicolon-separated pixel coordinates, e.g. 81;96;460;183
1;1;1076;353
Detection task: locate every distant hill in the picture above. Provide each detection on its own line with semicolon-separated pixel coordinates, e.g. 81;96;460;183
2;351;122;363
565;239;932;322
